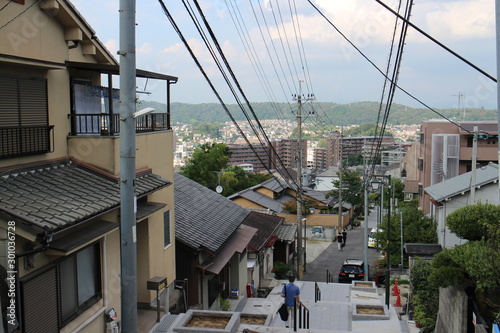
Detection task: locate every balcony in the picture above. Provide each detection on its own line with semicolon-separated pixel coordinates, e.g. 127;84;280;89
68;113;169;136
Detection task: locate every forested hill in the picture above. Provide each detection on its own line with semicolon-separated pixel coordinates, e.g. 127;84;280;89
139;100;497;125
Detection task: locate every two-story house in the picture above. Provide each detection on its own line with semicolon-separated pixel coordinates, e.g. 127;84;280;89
0;1;177;332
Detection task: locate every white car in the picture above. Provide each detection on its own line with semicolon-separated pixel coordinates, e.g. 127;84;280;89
368;228;381;248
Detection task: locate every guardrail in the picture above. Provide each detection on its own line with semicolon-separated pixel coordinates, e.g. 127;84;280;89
294;300;309;331
315;282;321;302
326;269;335;284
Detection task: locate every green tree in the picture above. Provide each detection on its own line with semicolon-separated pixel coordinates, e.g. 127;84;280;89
219;165;273;196
326;169;364;210
376;200;436;266
446;202;500;241
195;122;222;138
411;259;439;332
180;143;231;190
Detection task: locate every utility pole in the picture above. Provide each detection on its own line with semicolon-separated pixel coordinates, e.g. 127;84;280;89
293;84;314;280
471;126;478;203
338;128;343;234
119;0;138;331
496;0;500;204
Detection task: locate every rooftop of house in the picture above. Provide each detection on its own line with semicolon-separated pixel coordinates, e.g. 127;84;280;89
0;159;170;237
242;211;284;252
174;172;251;252
424;162;499;202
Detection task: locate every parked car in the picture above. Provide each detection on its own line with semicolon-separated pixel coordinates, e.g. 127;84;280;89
338;259;365;283
368;228;381;248
311;226;325;238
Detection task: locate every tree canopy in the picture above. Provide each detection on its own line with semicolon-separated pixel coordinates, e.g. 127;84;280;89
180;143;231;190
326;169;364;210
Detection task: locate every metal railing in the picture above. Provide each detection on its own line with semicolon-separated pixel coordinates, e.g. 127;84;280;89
0;125;54;159
294;300;309;331
68;113;170;136
315;282;321;302
326;269;335;284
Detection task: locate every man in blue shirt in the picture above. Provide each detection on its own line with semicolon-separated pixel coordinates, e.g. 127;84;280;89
281;275;300;329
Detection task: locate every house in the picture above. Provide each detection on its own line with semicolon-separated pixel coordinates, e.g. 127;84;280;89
424;162;499;249
228;177;353;229
173;173;257;309
0;1;177;331
241;211;284;292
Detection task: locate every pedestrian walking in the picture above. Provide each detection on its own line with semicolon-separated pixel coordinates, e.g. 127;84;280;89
281;275;300;329
337;232;344;251
342;229;347;245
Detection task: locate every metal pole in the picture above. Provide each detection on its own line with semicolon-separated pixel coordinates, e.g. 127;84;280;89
296;92;303;280
363;182;369;281
119;0;138;331
400;211;404;273
496;0;500;202
385;175;391;309
471;126;478;204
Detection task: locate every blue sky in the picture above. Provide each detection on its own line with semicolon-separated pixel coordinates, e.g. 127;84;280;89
71;0;497;110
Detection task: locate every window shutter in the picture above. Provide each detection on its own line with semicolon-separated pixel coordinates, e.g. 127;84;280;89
18;77;48;126
21;267;59;333
0;76;20;126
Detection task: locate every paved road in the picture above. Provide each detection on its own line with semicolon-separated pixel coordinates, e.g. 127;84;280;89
303;207;382;283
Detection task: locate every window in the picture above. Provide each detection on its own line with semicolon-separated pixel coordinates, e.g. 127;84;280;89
21;243;101;330
0;75;53;158
164;210;171;247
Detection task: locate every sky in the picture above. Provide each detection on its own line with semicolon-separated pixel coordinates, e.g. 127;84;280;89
71;0;497;111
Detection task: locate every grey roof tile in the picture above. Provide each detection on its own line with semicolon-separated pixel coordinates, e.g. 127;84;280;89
174;173;250;252
0;159;171;232
425;162;498;202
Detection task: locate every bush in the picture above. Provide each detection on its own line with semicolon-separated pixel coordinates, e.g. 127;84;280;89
273;261;293;280
217;295;231;311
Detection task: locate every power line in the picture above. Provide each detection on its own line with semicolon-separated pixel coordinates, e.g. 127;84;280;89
375;0;496;83
305;0;473;135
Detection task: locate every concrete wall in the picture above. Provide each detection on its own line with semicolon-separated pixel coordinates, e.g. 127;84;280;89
435;286;468;333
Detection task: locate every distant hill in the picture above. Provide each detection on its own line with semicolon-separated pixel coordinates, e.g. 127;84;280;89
138;100;497;126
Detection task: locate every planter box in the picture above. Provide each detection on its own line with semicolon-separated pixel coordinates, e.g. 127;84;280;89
173;310;240;333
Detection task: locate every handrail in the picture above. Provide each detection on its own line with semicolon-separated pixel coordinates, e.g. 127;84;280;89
326;269;335;284
314;282;321;302
294;300;309;331
68;113;170;135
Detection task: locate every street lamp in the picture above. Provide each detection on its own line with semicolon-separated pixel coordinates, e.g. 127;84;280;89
371;174;391;309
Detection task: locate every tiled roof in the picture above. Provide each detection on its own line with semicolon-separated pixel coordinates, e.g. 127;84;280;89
274;223;297;242
424;163;498;202
242;211;283;252
0;159;171;232
174;173;250;252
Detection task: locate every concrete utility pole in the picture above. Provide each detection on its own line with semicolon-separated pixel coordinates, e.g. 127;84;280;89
496;0;500;202
338;128;343;234
119;0;138;331
471;126;478;203
294;84;314;280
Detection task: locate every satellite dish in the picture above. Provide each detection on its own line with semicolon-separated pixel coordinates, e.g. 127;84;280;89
216;185;223;193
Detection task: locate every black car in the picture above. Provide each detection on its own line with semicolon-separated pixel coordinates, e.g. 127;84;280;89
338;259;365;283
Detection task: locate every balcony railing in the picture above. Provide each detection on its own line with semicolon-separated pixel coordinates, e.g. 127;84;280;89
0;125;54;159
68;113;170;136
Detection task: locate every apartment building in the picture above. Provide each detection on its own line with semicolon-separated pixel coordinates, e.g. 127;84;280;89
408;121;498;214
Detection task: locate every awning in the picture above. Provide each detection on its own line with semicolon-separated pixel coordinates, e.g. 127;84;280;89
66;61;178;82
201;224;257;275
47;220;118;255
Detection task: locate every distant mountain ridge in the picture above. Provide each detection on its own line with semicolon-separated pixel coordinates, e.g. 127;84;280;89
138;100;497;126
